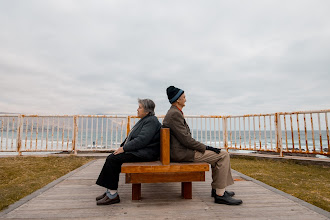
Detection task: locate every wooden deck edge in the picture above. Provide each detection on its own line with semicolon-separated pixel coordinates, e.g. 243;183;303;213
231;169;330;219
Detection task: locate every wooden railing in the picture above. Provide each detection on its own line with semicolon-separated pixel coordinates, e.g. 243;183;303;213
0;109;329;156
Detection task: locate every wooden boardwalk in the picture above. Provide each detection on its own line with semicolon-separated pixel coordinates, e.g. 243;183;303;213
0;159;329;220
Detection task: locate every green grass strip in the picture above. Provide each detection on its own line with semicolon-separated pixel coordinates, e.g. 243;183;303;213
231;157;330;212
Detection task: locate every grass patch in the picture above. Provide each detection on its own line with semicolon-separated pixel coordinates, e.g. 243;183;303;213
231;157;330;212
0;156;95;211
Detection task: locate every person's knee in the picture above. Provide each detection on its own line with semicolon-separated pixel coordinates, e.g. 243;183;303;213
218;151;230;163
106;154;117;164
222;151;229;158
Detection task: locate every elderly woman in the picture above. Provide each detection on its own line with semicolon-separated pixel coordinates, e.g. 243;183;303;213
96;99;161;205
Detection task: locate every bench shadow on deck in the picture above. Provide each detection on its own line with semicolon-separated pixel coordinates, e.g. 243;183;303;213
0;159;329;220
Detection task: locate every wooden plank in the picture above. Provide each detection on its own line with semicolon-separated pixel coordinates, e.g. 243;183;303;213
160;128;170;165
125;172;205;183
121;162;209;173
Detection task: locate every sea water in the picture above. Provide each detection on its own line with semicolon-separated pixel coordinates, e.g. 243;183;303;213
0;129;328;155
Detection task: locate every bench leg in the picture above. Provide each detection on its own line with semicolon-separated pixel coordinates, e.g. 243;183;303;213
181;182;192;199
132;183;141;200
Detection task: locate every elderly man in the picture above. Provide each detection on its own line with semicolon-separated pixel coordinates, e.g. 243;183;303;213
162;86;242;205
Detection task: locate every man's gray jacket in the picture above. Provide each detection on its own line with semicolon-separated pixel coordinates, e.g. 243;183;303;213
162;105;206;162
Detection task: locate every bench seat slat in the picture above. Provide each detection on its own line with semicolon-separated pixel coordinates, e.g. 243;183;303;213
121;162;209;173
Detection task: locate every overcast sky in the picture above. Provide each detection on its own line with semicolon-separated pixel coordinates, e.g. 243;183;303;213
0;0;329;116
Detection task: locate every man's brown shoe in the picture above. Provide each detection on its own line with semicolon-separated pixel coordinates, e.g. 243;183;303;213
96;193;106;201
96;195;120;205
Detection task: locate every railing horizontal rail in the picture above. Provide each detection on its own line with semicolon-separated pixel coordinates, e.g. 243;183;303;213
277;109;330;114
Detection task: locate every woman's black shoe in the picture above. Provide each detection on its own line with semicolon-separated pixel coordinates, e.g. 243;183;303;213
97;195;120;205
96;192;106;201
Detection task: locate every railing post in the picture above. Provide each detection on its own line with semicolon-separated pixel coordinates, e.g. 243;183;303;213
127;116;131;136
275;113;283;157
16;115;23;156
73;116;78;155
223;117;228;151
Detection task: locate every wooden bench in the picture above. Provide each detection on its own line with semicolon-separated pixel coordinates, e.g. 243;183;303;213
121;128;209;200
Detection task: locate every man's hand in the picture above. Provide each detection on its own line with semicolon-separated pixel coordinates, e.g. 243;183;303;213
206;146;221;154
114;147;124;155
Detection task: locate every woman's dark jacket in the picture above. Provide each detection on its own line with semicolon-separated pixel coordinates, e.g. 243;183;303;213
121;115;161;161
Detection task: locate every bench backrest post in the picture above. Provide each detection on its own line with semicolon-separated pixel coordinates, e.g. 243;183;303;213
160;128;170;165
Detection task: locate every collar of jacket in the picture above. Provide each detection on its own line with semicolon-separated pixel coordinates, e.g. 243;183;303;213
126;115;150;137
171;105;184;116
134;114;150;126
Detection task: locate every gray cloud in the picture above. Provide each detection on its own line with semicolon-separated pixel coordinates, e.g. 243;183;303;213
1;0;329;116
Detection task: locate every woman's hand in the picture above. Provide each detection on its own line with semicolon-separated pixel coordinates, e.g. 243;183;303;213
114;147;124;155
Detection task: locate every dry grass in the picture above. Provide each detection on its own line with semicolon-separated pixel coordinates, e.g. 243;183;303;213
231;157;330;212
0;156;94;211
